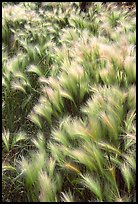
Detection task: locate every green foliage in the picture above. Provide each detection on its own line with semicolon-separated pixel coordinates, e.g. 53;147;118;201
2;2;136;202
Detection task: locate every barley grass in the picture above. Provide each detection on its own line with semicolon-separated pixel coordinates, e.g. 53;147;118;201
2;2;136;202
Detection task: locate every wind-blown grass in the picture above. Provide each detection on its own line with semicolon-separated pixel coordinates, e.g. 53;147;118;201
2;2;136;202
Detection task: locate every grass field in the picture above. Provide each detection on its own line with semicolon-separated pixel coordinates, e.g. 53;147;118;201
2;2;136;202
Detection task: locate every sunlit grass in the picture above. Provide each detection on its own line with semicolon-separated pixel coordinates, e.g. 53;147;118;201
2;2;136;202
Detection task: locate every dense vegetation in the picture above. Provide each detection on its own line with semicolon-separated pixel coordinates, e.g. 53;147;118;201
2;2;136;202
